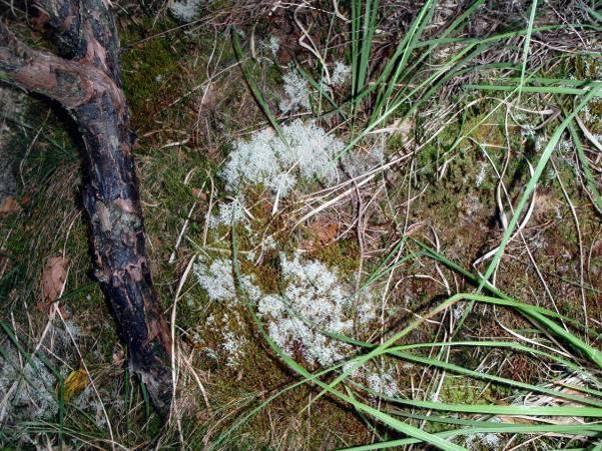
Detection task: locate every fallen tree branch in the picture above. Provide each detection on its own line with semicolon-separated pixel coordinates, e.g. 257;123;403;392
0;1;172;416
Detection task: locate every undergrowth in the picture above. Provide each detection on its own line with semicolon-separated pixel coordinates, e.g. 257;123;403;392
1;0;601;449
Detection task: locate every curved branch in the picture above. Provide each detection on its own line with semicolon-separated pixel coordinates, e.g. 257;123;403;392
0;22;104;107
32;0;121;80
33;0;86;60
1;14;173;416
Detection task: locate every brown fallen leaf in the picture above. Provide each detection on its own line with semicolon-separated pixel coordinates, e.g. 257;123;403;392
310;218;339;245
301;217;340;251
192;188;207;201
112;344;125;367
41;256;69;307
0;196;22;216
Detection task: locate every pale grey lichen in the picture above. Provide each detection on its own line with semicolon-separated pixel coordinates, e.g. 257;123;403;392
266;36;280;57
366;370;399;398
222;120;343;198
194;251;396;393
331;61;351;86
257;253;354;366
208;197;247;229
262;235;278;251
193;257;261;304
221;330;247;368
279;70;311;113
475;161;488;187
73;386;108;429
169;0;204;22
341;145;384;178
464;430;502;450
0;342;58;424
356;293;378;324
201;312;248;368
194;248;386;369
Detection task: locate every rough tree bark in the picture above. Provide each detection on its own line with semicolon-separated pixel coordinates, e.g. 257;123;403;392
0;0;172;416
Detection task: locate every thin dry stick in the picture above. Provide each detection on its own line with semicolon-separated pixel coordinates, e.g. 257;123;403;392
551;159;588;332
169;254;200;440
504;111;564;327
169;171;203;264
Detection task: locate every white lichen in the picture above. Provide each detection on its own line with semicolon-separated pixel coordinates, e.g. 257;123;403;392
0;343;58;424
366;370;399;398
73;386;110;429
279;70;311;113
329;61;352;87
222;330;246;368
222;120;343;197
341;145;384;178
319;61;351;94
199;311;248;368
452;304;465;321
194;251;394;392
465;430;502;450
169;0;203;22
196;252;361;367
208;197;247;228
262;234;278;250
193;257;261;303
475;161;488;187
356;293;378;324
194;250;382;369
257;253;354;366
194;258;237;302
521;124;536;139
266;36;280;57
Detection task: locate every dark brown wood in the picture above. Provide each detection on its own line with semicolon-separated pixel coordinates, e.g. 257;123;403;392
0;0;172;416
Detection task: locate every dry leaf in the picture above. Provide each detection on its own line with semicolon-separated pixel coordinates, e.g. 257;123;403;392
112;345;125;366
62;368;88;402
41;256;69;305
192;188;207;201
369;118;414;140
394;118;414;142
311;218;339;245
302;218;340;250
0;196;21;216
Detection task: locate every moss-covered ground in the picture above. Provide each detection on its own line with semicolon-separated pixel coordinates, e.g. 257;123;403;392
1;1;600;449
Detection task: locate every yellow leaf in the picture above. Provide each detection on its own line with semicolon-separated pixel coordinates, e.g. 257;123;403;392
61;369;88;402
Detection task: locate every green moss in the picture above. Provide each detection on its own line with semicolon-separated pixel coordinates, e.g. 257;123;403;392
463;113;505;147
575;57;601;118
416;111;504;196
439;376;512;405
120;26;184;127
309;238;360;277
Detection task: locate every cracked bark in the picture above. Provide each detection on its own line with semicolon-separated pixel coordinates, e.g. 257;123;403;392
0;1;172;416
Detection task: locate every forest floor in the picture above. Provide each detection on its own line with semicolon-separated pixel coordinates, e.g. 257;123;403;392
0;1;601;449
